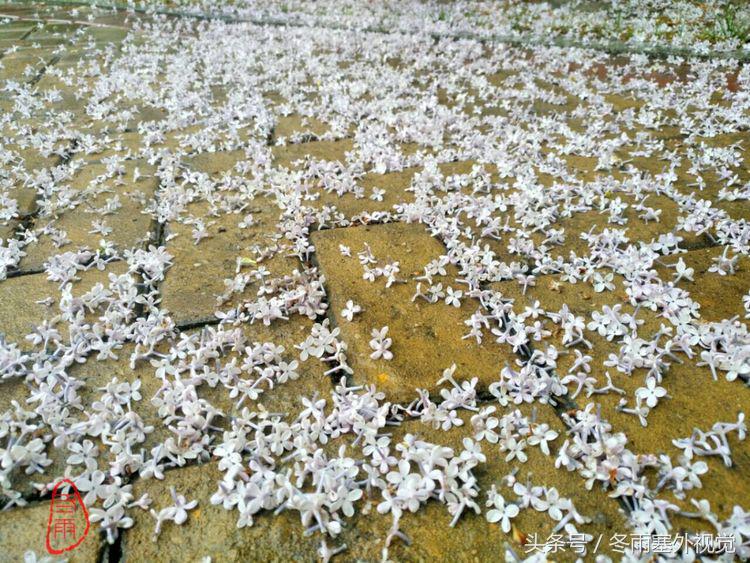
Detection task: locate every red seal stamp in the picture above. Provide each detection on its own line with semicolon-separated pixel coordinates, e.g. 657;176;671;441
45;479;90;555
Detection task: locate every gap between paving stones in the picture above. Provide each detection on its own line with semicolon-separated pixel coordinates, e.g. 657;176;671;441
12;0;750;62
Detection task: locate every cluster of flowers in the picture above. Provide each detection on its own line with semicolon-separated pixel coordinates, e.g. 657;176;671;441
0;4;749;561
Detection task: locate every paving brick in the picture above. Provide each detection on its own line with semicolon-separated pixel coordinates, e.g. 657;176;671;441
79;26;128;44
81;12;132;29
0;221;19;241
273;114;331;144
672;160;750;222
0;5;40;17
183;149;252;179
529;192;705;260
633;135;750;221
489;274;630;321
0;261;129;350
310;166;416;221
0;377;28;419
16;35;71;48
1;314;327;497
1;146;63;223
375;408;628;560
190;317;335;418
25;22;81;40
19;161;157;271
0;50;55;83
5;307;326;495
0;22;33;40
563;329;750;524
123;462;321;562
5;184;39;219
67;131;147;165
312;222;519;403
160;200;300;327
33;69;102;116
318;160;499;221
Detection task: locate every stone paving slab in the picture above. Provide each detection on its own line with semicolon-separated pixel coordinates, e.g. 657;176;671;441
19;161;158;271
313;222;519;404
377;408;629;557
310;160;500;224
0;222;17;241
65;132;148;165
24;22;80;40
191;317;335;417
273;114;331;144
568;336;750;524
123;462;322;562
0;261;129;350
33;71;105;116
311;166;416;222
183;150;252;179
524;192;706;261
79;26;129;43
160;200;301;327
0;22;33;39
272;139;354;170
0;49;56;82
655;246;750;323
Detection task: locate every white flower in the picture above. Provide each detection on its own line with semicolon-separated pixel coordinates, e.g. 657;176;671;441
66;439;99;471
500;436;527;463
527;423;558;456
592;272;615;293
635;377;667;408
341;300;362;321
672;258;694;282
445;287;463;308
485;488;519;533
90;504;134;544
369;326;393;360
